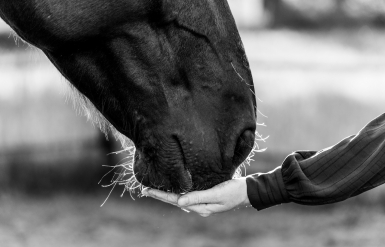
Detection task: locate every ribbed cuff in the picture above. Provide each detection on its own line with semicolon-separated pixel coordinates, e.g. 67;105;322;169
246;166;290;211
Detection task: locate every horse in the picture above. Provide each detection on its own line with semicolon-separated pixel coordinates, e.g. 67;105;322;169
0;0;257;193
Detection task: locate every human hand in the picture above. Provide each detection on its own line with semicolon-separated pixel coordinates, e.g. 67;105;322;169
142;177;250;217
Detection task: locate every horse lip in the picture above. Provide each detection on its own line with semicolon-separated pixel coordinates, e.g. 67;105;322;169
232;128;255;167
133;136;193;192
175;161;193;192
173;135;193;192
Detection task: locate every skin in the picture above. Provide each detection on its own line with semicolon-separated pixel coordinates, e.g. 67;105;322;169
142;177;250;217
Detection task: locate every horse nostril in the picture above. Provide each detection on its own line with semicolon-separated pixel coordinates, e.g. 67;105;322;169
232;130;255;166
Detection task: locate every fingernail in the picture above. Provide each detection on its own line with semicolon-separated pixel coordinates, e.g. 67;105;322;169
181;208;190;213
178;197;189;207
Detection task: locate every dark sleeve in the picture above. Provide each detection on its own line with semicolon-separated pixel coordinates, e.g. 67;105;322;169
246;113;385;211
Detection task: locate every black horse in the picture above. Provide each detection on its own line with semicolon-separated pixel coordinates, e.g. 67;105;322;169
0;0;257;193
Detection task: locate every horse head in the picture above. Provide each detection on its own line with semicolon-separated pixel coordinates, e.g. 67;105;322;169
0;0;257;193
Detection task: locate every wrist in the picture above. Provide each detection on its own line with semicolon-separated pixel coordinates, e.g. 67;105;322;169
237;177;251;206
246;166;290;210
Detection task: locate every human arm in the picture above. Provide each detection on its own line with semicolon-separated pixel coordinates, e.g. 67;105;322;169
248;113;385;210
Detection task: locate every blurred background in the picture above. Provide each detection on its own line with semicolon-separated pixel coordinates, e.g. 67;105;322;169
1;1;385;246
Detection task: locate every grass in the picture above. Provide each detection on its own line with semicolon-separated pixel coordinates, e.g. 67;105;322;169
1;193;385;247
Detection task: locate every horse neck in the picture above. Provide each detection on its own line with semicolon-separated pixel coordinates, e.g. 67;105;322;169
0;0;154;51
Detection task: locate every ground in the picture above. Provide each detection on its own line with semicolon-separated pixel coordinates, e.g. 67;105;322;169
1;193;385;247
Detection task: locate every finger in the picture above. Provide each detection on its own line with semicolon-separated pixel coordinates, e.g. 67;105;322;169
143;189;180;205
182;203;224;217
177;189;221;207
